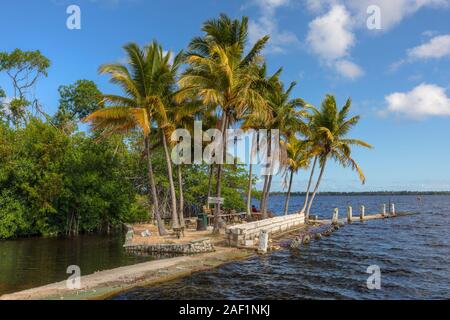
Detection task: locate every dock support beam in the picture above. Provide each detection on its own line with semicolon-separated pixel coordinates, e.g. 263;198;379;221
360;205;365;220
347;206;353;223
258;230;269;254
390;203;396;216
382;204;386;217
332;208;339;225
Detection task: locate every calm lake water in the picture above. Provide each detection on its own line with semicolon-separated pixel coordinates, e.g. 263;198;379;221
0;233;153;295
1;195;449;299
113;195;450;300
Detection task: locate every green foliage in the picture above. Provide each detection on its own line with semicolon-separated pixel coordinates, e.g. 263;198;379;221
0;49;50;76
0;118;145;239
181;164;249;212
53;80;102;128
0;49;50;125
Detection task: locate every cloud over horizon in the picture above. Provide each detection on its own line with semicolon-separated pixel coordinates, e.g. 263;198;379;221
384;83;450;119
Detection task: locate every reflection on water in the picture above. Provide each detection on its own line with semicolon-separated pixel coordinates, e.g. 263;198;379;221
0;233;152;295
113;195;450;300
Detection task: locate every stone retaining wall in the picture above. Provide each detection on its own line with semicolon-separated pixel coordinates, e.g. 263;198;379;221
226;213;305;247
124;238;215;255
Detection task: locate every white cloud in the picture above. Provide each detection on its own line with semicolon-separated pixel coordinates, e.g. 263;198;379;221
335;59;364;79
407;35;450;60
306;5;354;60
304;0;449;30
247;0;300;53
390;34;450;70
306;5;363;79
384;83;450;118
0;97;13;116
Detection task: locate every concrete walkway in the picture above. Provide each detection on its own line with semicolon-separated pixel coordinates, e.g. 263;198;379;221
0;247;252;300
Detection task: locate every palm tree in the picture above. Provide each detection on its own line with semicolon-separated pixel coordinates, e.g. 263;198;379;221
84;41;182;235
178;14;270;233
241;64;281;218
281;136;310;215
168;100;205;228
259;81;308;219
304;95;373;217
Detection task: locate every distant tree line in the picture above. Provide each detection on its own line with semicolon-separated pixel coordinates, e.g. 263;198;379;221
270;191;450;196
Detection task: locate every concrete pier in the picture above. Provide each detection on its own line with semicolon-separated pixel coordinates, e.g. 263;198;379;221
226;213;305;247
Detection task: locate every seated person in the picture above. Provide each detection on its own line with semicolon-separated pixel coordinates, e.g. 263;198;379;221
252;205;259;213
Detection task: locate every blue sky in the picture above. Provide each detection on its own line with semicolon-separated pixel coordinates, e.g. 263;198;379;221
1;0;450;192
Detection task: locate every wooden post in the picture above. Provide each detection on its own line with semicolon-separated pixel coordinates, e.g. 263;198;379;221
390;203;396;216
332;208;339;225
258;229;269;254
347;206;353;223
382;204;386;216
360;205;365;220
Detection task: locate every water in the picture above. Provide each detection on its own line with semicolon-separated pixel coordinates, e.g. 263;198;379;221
113;195;450;300
0;233;152;295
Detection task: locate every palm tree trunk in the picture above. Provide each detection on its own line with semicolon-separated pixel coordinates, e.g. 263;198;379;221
162;132;179;230
246;162;253;218
145;136;167;236
246;140;255;217
177;164;185;228
206;164;214;209
260;174;268;213
301;156;318;214
213;113;228;234
306;158;328;218
262;174;273;219
284;170;294;215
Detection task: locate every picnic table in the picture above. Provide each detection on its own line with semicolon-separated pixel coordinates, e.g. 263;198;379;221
207;212;248;225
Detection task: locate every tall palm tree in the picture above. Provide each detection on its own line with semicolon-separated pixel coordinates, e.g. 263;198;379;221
178;14;270;233
169;100;205;228
84;41;182;234
259;81;308;219
241;64;281;218
305;95;373;217
281;137;310;215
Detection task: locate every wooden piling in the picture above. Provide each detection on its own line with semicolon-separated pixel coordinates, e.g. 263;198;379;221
360;205;365;220
390;203;396;216
347;206;353;223
258;229;269;254
382;204;386;217
332;208;339;225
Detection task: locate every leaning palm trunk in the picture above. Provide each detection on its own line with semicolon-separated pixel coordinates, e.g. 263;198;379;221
145;137;168;236
306;158;328;218
284;170;294;215
177;164;185;228
260;175;268;214
213;113;228;234
162;132;180;230
301;156;318;215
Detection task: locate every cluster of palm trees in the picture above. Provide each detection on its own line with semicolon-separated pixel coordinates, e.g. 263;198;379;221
84;14;372;236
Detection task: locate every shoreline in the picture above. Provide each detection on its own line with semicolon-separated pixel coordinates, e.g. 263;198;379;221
0;211;398;300
0;246;254;300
